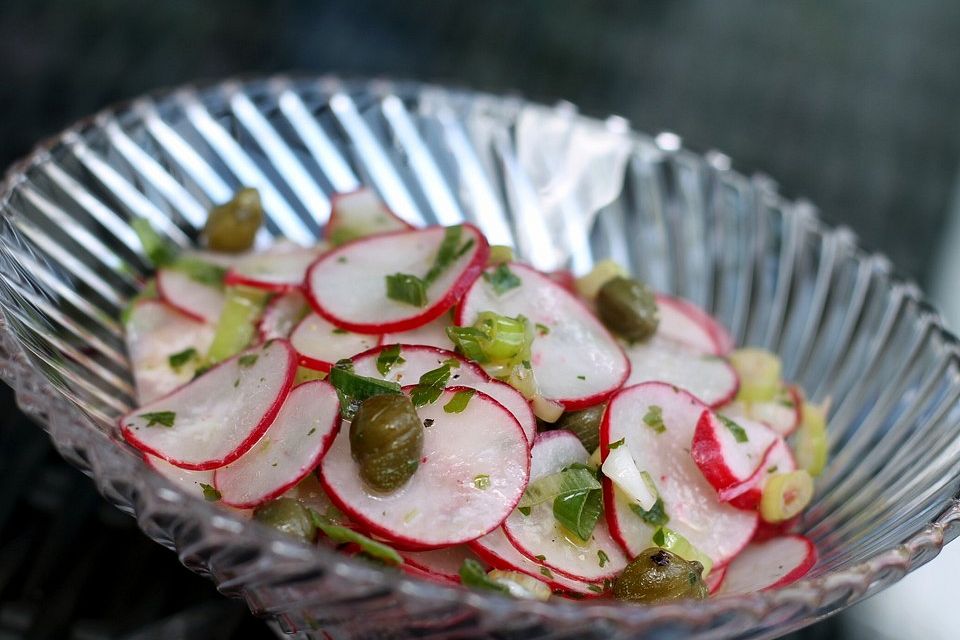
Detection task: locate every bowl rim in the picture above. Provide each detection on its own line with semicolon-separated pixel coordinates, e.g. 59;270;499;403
1;73;960;631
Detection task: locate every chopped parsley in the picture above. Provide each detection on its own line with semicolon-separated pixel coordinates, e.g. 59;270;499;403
385;226;475;307
199;483;221;502
385;272;428;307
308;427;317;436
540;566;554;579
534;554;546;562
172;258;227;287
518;506;532;516
459;558;508;594
719;415;749;443
168;347;197;371
238;354;259;368
553;486;603;542
587;584;605;594
597;549;610;568
141;411;175;428
410;363;454;407
444;389;475;414
643;405;666;433
535;323;550;336
473;474;491;490
576;374;586;380
482;263;522;295
609;438;626;450
629;497;669;527
375;344;405;376
332;327;348;335
328;360;403;420
308;509;402;566
767;465;779;474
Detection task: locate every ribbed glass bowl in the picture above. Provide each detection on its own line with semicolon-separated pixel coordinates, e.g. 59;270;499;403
1;76;959;640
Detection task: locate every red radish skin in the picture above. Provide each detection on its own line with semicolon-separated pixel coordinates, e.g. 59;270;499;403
306;225;490;334
225;245;323;293
258;291;310;343
456;263;630;410
655;295;732;356
290;313;381;372
601;382;758;566
120;340;297;470
752;517;799;543
692;411;778;497
320;386;530;549
718;535;817;594
624;335;739;408
401;546;484;583
351;344;536;445
503;431;628;583
157;268;226;324
725;438;797;512
214;380;341;508
381;314;454;350
547;269;576;293
324;188;414;244
124;300;215;404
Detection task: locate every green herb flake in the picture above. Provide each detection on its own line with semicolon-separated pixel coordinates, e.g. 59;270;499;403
375;344;406;376
238;354;259;368
332;327;348;335
535;323;550;336
587;584;605;594
652;528;667;547
534;554;546;562
337;256;347;264
576;374;586;380
168;347;197;371
643;405;666;433
459;558;508;594
719;415;749;443
308;427;317;436
308;509;403;566
609;438;626;450
767;465;779;473
199;483;221;502
597;549;610;568
629;497;670;527
553;487;603;542
385;273;427;307
444;389;475;414
778;398;796;408
473;474;491;490
424;225;473;285
233;378;240;388
540;566;554;579
328;362;403;420
410;363;453;407
518;506;532;516
141;411;176;428
482;263;522;296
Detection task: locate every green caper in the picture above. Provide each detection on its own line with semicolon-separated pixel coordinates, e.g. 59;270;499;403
613;548;708;603
253;497;317;543
596;276;659;342
556;405;605;453
350;394;423;492
204;187;264;252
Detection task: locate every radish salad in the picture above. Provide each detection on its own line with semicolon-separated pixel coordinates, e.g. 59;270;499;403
121;188;827;603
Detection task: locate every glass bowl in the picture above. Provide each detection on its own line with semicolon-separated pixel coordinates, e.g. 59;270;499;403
1;76;958;640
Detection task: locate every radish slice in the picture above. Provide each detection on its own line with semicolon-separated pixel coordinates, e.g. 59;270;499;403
601;382;757;566
351;345;536;445
214;380;341;508
692;412;779;498
656;295;732;356
725;438;797;512
120;340;297;470
144;453;213;497
157;268;226;324
624;336;739;408
306;225;489;334
457;263;629;410
402;545;483;583
705;565;727;594
729;386;802;437
320;386;530;548
125;300;215;404
717;535;816;594
469;528;602;596
290;313;381;372
503;431;628;582
324;188;414;244
381;314;454;350
225;245;324;292
258;291;310;342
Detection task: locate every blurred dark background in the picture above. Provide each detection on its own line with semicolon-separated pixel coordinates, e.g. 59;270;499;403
2;1;960;638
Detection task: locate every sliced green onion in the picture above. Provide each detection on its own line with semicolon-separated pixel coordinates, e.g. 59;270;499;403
553;486;603;542
760;470;814;523
795;400;829;477
519;467;601;509
459;558;509;594
328;363;403;420
473;311;531;361
385;273;427;307
206;286;269;364
131;217;177;267
199;483;221;502
531;394;564;423
730;348;782;403
505;361;538;400
652;527;712;578
487;245;515;266
487;570;551;601
308;509;402;566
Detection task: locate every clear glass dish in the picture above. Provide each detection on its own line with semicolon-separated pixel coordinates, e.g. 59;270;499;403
0;76;958;640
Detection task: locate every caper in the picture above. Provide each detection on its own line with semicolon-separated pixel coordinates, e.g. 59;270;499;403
613;548;708;603
253;497;317;543
204;187;264;252
350;394;423;492
556;405;605;453
596;276;659;342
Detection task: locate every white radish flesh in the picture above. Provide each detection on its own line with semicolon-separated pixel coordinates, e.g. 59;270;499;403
157;268;226;324
226;245;323;292
724;437;797;511
290;313;380;372
457;263;629;410
601;446;658;511
307;225;489;334
503;431;628;582
120;340;297;470
381;314;455;350
602;382;758;566
125;300;214;404
214;380;341;508
320;387;530;548
655;295;732;356
718;535;817;594
258;291;310;342
325;188;413;244
351;345;536;445
624;335;739;408
691;412;779;496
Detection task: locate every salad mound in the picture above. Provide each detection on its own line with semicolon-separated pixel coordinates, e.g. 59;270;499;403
120;187;827;603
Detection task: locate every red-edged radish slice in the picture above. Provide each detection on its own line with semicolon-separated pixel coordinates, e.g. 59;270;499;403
125;300;215;404
320;386;530;548
705;564;727;594
144;453;213;496
456;263;629;410
503;431;628;583
547;269;576;293
717;535;816;594
745;386;803;437
157;268;226;324
258;291;310;342
469;528;603;596
601;382;758;566
656;295;732;356
120;340;297;470
751;517;799;543
724;438;797;512
692;412;779;498
225;245;324;292
402;546;483;584
213;380;340;508
624;336;739;408
290;313;381;372
351;345;536;445
381;314;454;350
324;188;414;245
307;225;489;334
